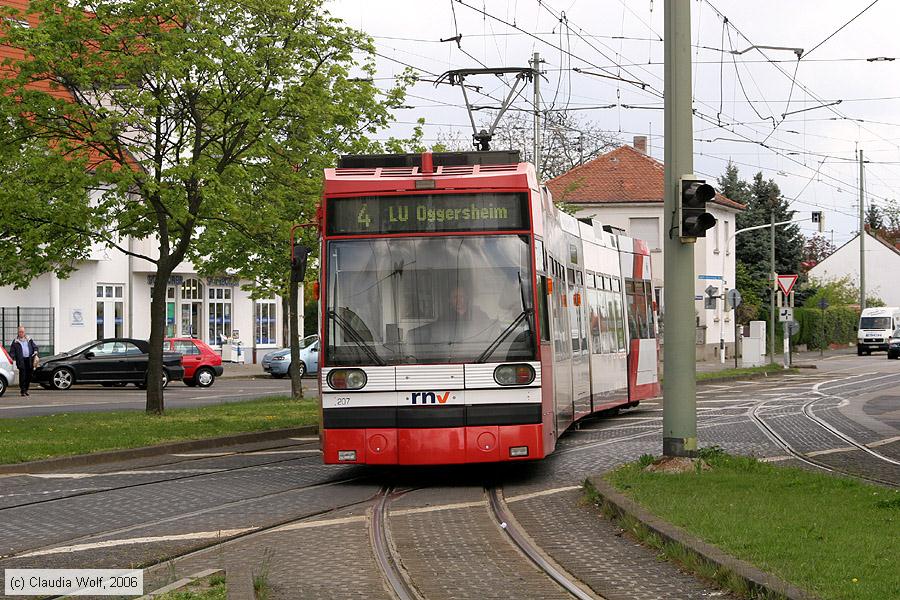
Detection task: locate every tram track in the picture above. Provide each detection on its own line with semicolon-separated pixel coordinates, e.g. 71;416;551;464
749;372;900;487
0;439;326;511
0;473;366;561
372;486;421;600
37;484;384;600
486;486;602;600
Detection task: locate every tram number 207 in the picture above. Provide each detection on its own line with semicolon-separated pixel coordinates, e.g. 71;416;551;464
335;397;351;406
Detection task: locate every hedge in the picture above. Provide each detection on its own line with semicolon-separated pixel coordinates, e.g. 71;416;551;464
793;306;860;350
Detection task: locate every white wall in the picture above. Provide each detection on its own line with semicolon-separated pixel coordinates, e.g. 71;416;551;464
0;236;287;360
808;232;900;307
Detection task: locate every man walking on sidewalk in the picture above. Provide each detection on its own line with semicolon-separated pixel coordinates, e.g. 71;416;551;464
9;325;39;397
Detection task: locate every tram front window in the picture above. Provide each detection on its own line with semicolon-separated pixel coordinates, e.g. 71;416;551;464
326;235;536;366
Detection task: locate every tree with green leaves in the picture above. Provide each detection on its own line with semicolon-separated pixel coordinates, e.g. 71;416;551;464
191;117;423;400
732;171;804;283
865;203;884;231
0;0;408;413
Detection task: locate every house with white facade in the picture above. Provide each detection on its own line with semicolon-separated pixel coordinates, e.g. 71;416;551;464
0;232;289;362
807;230;900;307
546;137;745;359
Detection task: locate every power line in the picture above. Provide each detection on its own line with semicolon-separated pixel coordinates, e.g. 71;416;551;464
803;0;882;59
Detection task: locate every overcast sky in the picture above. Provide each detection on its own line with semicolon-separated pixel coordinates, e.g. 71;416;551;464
330;1;900;246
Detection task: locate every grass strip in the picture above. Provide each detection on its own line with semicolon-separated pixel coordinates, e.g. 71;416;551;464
0;397;318;464
603;450;900;600
158;572;227;600
696;363;792;381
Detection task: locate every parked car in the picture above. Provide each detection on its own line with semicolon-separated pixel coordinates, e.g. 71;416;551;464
34;338;184;390
888;328;900;360
261;335;319;378
164;337;224;387
0;345;16;397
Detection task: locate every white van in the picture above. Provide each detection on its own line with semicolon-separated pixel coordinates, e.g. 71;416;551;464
857;307;900;355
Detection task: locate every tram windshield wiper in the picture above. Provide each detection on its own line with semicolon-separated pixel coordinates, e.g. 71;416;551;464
475;308;533;364
327;309;386;366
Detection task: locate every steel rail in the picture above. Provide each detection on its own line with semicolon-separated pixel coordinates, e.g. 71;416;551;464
749;398;896;488
486;487;602;600
802;396;900;467
1;474;365;561
0;439;324;511
371;487;420;600
39;484;380;600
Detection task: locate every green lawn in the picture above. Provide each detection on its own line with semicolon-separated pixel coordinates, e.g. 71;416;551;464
695;363;791;381
604;452;900;600
0;397;319;465
158;572;226;600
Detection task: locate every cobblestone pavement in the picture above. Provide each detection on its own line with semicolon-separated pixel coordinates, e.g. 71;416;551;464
1;355;897;598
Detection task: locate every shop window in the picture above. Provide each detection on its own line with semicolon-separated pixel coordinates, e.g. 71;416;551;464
255;301;278;345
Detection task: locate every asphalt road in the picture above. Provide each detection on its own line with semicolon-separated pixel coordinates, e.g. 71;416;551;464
0;376;318;417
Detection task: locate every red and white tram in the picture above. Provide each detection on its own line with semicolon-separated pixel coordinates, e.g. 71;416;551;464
318;151;659;465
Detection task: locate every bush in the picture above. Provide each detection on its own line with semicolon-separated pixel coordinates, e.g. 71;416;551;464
794;306;859;350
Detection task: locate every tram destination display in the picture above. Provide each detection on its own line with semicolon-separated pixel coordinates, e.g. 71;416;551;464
327;193;529;235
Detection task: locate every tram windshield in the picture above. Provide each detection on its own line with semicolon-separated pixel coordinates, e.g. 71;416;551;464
325;235;536;366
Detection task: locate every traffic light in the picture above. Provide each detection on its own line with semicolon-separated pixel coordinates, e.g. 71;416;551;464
679;177;717;241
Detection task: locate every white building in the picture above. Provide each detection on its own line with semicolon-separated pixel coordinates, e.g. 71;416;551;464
807;230;900;307
547;138;745;359
0;232;289;362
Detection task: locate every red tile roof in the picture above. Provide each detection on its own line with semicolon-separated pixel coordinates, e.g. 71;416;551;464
1;0;137;172
546;144;744;210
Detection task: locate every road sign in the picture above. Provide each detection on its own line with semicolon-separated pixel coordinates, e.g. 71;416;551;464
698;275;723;280
777;274;799;296
705;285;719;297
787;320;801;336
779;307;793;322
726;288;742;310
817;298;829;310
695;295;704;300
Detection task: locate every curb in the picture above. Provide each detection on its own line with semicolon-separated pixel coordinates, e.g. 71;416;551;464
137;568;224;599
585;476;818;600
0;425;318;474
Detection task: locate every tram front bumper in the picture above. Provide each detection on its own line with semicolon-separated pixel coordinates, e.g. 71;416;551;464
322;424;544;465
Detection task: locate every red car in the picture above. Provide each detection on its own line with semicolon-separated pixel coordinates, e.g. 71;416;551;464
163;337;224;388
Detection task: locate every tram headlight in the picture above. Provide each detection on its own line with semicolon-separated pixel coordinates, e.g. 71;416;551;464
493;364;535;386
328;368;367;390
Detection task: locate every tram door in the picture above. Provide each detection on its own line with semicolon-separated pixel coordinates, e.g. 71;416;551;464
549;256;574;433
567;242;591;419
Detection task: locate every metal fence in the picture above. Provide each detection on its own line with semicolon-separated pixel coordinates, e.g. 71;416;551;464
1;307;55;355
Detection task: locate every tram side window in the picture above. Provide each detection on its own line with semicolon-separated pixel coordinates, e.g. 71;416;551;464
538;276;550;342
615;293;627;351
645;281;656;338
588;289;601;354
626;279;652;341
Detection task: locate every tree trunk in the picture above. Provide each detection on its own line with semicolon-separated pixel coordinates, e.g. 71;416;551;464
146;265;171;414
288;274;303;400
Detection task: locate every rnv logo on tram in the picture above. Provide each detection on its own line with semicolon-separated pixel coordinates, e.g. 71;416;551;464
410;391;453;404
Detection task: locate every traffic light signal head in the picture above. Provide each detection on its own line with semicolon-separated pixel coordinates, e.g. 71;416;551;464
679;177;717;241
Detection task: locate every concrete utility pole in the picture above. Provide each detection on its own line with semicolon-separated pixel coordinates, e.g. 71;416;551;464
531;52;541;179
662;0;697;458
769;210;776;365
859;149;866;310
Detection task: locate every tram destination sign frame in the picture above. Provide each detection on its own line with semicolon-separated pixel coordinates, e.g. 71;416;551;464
326;192;529;235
